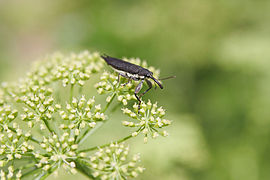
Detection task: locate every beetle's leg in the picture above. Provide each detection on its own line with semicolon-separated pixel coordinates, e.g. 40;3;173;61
117;74;120;84
121;78;131;86
117;72;131;86
134;80;144;113
140;79;152;97
118;73;127;85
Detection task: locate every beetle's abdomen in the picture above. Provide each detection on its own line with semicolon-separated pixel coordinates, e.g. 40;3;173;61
101;55;148;75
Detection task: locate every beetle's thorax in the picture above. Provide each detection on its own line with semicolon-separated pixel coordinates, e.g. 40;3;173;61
113;68;146;81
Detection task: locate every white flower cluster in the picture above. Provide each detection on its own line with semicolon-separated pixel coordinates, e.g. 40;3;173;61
0;51;170;179
59;96;106;130
5;82;57;130
122;100;171;143
0;127;34;164
0;51;109;179
0;104;18;130
95;71;136;105
0;166;22;180
28;51;104;87
34;132;86;175
89;143;144;179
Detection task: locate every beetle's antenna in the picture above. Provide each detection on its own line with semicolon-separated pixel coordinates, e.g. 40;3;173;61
101;53;108;59
152;76;175;89
150;76;163;89
159;76;176;81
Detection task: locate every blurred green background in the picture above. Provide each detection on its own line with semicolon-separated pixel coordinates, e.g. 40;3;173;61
1;0;270;179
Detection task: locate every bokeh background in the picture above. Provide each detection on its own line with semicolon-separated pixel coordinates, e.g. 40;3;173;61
1;0;270;180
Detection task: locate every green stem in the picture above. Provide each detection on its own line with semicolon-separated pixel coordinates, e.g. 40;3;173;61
79;127;142;153
21;167;40;178
38;164;58;180
76;93;116;145
42;118;55;134
77;122;103;145
70;84;74;102
102;93;116;113
79;86;83;95
74;159;95;179
8;126;40;144
78;134;133;153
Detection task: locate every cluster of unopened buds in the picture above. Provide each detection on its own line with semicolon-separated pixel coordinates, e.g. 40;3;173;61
59;96;106;131
29;51;103;87
0;51;171;179
95;71;136;105
34;132;85;175
0;166;22;180
122;100;171;143
88;143;144;180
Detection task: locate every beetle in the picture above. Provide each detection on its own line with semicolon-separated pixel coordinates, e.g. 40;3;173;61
101;55;164;112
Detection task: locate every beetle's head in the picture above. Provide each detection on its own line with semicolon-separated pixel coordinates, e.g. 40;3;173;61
148;72;163;89
146;71;153;78
139;69;163;89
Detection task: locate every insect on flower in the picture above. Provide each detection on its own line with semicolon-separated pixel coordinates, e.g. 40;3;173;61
101;55;174;112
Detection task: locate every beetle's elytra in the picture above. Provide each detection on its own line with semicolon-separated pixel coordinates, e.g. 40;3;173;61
101;55;164;112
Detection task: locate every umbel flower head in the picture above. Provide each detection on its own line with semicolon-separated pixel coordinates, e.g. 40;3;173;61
34;131;86;175
0;124;34;163
28;51;104;87
3;81;60;132
0;51;171;179
0;166;22;180
0;104;18;131
122;100;171;143
89;143;144;179
59;95;107;131
95;71;136;105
